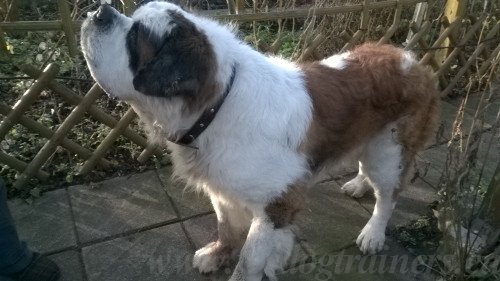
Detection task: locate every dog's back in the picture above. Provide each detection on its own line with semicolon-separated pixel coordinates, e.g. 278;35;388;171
300;43;440;165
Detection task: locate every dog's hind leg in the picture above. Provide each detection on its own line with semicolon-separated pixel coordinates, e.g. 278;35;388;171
193;195;251;274
355;123;407;254
341;161;371;198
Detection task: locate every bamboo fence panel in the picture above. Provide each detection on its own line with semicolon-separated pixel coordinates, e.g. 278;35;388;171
441;20;500;96
0;0;427;32
0;103;112;168
0;0;499;188
0;62;165;188
0;64;59;140
78;108;137;174
20;65;161;156
341;0;371;52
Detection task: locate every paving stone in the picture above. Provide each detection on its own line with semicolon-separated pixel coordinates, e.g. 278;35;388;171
415;156;443;189
82;223;210;281
438;101;490;142
8;189;76;253
48;250;84;281
421;144;448;172
68;171;177;243
182;213;218;249
156;167;213;218
279;239;426;281
421;131;499;189
475;131;500;185
446;93;500;128
294;180;371;256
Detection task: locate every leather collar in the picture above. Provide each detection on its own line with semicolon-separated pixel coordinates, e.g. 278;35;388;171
169;65;237;148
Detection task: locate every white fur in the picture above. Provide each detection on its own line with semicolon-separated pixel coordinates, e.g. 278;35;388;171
81;9;135;99
342;123;403;254
321;52;350;70
341;161;370;198
81;2;411;279
230;216;294;281
400;51;416;73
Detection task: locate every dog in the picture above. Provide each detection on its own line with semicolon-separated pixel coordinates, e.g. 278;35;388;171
81;1;440;280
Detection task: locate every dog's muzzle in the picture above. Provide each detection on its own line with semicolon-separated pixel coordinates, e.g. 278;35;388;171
92;4;116;26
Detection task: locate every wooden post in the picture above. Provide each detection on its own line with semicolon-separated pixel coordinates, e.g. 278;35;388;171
405;2;428;45
57;0;78;57
227;0;237;15
435;0;467;64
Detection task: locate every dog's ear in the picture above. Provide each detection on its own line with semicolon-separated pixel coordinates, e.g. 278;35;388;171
129;11;213;97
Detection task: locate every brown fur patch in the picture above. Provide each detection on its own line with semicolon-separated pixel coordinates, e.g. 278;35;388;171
265;185;305;228
130;11;221;115
300;43;440;168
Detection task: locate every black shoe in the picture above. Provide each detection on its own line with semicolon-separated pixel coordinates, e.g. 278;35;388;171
11;253;60;281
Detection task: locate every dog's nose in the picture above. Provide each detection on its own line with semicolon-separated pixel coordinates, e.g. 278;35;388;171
93;4;114;25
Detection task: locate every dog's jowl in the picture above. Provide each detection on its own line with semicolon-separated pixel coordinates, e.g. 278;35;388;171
81;2;439;280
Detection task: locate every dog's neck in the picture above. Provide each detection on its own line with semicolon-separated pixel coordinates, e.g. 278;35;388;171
128;65;237;148
166;65;237;148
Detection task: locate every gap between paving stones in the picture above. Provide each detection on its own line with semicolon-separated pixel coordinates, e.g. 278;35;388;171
43;209;213;255
152;168;209;252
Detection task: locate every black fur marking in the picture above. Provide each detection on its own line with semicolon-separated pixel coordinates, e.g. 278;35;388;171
129;10;215;98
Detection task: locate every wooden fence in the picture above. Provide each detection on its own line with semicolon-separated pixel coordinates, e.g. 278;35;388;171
0;0;499;188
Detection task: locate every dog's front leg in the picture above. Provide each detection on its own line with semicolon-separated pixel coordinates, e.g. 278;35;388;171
229;216;295;281
230;187;303;281
193;195;250;273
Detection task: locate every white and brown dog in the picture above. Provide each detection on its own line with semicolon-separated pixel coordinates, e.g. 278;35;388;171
81;1;439;280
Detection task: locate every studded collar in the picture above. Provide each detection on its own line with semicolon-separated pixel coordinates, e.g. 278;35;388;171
168;65;237;148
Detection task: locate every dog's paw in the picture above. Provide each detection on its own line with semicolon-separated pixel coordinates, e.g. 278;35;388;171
341;178;369;198
193;241;232;274
356;224;385;254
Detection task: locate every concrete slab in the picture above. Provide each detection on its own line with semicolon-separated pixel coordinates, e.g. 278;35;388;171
156;167;213;218
68;171;177;243
438;101;490;142
182;213;218;249
421;131;499;189
294;180;371;257
420;144;448;188
82;223;209;281
475;131;500;185
415;156;443;189
446;93;500;128
8;189;76;253
279;238;427;281
48;250;84;281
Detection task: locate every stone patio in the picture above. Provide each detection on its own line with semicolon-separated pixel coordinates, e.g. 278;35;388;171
4;100;498;281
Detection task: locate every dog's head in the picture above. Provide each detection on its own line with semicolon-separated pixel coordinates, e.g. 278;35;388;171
81;1;217;100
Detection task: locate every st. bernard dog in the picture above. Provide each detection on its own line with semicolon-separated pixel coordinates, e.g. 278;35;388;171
81;1;440;280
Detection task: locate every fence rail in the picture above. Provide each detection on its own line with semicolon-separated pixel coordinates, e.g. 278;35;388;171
1;0;499;188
